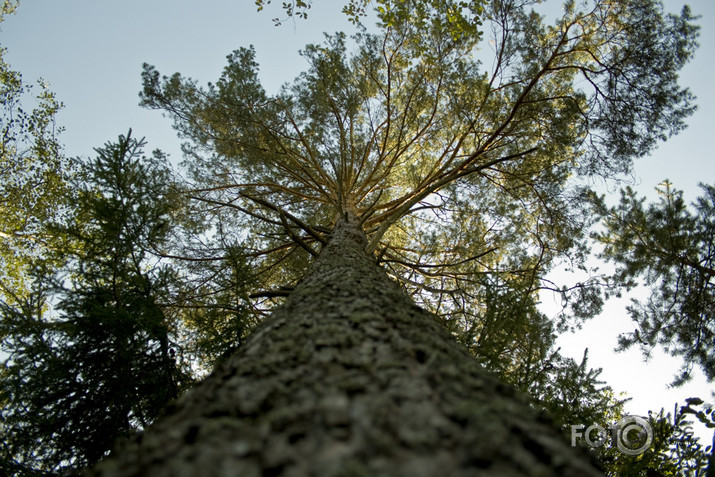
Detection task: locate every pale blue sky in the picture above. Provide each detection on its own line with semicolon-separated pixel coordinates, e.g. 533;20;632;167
1;1;357;161
2;0;713;441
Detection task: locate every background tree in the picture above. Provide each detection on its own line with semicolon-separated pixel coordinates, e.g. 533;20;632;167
452;273;624;433
592;181;715;386
177;242;259;370
0;0;69;304
0;132;192;474
591;398;713;477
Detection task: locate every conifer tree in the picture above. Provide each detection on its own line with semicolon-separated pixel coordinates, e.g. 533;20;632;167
592;181;715;386
0;132;191;474
86;1;698;475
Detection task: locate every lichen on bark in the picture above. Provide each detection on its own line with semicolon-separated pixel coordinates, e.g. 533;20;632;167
90;216;603;476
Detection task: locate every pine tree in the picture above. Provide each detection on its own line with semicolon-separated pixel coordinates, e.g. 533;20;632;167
87;0;698;474
592;181;715;386
90;214;605;476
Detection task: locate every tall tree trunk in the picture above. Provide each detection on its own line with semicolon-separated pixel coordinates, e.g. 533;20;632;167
90;215;602;476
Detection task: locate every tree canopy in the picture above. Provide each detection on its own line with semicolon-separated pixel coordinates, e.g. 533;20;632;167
1;132;192;473
0;0;68;302
592;181;715;386
0;0;709;475
141;0;698;349
256;0;485;39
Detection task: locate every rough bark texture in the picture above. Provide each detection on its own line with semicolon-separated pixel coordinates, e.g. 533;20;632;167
90;216;603;476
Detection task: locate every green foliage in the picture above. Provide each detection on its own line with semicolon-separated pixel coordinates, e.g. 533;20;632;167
179;243;259;369
432;257;622;440
0;2;70;302
255;0;485;41
592;182;715;385
530;350;627;435
141;1;698;340
0;132;192;474
583;1;699;172
595;399;713;477
140;3;699;462
255;0;312;24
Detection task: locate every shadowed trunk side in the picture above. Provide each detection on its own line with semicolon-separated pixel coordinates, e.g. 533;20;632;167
90;214;602;476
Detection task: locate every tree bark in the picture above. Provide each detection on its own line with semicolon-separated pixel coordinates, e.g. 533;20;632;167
90;215;603;476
